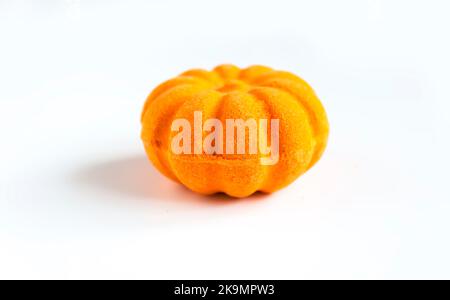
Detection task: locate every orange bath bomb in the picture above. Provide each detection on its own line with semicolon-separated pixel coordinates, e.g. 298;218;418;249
141;64;329;198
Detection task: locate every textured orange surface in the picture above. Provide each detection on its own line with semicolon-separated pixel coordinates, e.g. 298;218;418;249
141;64;329;198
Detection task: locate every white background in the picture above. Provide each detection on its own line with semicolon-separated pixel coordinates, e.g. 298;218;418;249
1;0;449;280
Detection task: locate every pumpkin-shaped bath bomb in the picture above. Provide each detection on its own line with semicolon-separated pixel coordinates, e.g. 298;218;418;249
141;65;329;198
